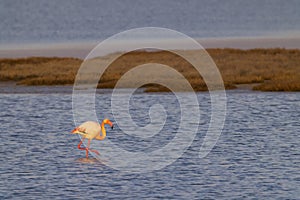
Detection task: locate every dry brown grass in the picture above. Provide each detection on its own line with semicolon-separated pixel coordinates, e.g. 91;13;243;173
0;48;299;91
0;57;81;85
97;50;215;91
209;48;300;89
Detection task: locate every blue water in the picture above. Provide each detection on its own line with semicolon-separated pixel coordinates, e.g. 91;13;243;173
1;0;300;45
0;90;299;199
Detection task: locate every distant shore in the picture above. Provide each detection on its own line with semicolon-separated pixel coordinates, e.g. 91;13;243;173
0;47;299;92
1;36;300;59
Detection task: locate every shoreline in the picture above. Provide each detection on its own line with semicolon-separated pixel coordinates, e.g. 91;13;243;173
1;36;300;59
1;81;299;94
0;81;277;94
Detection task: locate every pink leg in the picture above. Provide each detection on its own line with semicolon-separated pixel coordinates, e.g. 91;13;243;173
77;139;89;158
77;139;86;150
87;140;100;156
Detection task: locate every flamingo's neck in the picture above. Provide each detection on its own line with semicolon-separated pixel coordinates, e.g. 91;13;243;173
101;121;107;139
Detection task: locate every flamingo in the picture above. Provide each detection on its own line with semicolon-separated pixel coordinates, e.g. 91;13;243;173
71;119;113;158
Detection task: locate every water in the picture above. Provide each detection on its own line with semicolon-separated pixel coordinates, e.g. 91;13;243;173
1;0;300;45
0;90;299;199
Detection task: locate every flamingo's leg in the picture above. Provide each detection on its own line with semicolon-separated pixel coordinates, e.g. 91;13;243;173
87;139;100;156
77;139;89;158
90;149;100;155
85;139;90;158
77;139;86;150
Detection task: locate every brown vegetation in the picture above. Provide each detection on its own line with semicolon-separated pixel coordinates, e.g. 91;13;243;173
209;48;300;91
0;57;81;85
0;48;299;91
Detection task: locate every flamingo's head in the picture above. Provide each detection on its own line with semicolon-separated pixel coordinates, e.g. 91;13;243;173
103;118;114;130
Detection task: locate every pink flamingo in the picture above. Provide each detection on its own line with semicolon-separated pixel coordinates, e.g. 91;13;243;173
71;119;113;158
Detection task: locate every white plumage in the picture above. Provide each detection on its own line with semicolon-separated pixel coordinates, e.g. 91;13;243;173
71;119;113;158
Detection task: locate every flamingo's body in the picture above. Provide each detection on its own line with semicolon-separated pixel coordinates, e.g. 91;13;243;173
71;119;113;158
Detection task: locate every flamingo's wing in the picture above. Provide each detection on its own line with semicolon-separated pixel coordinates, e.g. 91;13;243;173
75;121;101;139
71;127;88;136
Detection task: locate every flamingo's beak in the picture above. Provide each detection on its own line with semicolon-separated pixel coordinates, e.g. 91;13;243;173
109;121;114;130
103;119;114;130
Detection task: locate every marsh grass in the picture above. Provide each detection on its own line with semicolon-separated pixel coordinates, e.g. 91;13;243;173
0;48;299;91
0;57;81;85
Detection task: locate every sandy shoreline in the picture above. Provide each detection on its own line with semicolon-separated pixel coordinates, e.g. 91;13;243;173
1;36;300;59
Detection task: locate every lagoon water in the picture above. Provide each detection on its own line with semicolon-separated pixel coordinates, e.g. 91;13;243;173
1;0;300;198
0;89;299;199
1;0;300;45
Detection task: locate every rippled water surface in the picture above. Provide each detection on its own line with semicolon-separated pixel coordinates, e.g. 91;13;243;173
1;0;300;44
0;90;299;199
